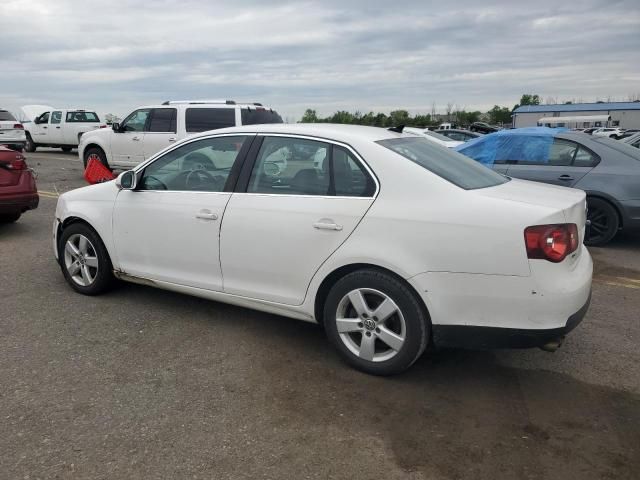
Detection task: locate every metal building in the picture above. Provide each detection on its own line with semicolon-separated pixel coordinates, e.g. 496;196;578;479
512;102;640;129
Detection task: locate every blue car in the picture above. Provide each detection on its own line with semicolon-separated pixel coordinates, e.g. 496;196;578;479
456;127;640;246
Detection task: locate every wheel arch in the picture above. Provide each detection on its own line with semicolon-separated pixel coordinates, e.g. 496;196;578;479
313;263;432;329
82;143;109;166
57;216;114;266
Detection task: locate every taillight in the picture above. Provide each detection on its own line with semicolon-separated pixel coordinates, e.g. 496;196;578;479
524;224;579;263
6;153;27;170
13;123;24;130
99;124;108;128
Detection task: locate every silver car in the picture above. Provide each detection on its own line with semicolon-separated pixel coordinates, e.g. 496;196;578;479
457;130;640;246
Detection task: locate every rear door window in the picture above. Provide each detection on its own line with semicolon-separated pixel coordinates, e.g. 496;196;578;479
147;108;177;133
66;111;100;122
547;139;578;166
51;111;63;124
185;108;236;132
573;146;599;167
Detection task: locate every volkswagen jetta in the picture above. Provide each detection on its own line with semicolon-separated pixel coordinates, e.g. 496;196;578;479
53;124;592;375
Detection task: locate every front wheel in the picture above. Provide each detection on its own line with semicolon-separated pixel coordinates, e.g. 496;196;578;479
83;147;109;170
58;222;115;295
585;197;619;246
324;269;429;375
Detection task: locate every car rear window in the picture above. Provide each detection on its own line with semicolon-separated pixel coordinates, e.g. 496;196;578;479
66;111;100;122
185;108;236;133
240;108;283;125
591;137;640;161
0;110;16;121
377;137;509;190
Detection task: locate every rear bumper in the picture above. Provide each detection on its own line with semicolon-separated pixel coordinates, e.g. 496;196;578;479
432;291;590;349
0;192;39;213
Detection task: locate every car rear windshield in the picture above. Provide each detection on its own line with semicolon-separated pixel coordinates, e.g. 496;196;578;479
241;108;283;125
0;110;16;121
377;137;509;190
66;111;100;122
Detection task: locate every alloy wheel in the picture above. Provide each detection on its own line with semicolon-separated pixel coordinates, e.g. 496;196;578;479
335;288;406;362
64;234;99;286
586;204;613;245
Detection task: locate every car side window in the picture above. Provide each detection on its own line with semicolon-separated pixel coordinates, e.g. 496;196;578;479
573;146;599;167
332;146;376;197
547;139;577;166
121;109;150;132
248;137;330;195
39;112;50;124
185;108;236;133
147;108;177;133
139;136;248;192
51;111;62;124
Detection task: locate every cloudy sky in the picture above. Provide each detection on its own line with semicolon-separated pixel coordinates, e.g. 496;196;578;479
1;0;639;121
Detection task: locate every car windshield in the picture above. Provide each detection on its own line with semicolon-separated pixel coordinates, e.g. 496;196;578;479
241;108;283;125
0;110;16;121
377;137;509;190
421;130;453;142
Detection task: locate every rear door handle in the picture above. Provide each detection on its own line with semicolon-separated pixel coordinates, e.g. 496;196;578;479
132;136;141;141
56;126;61;129
313;220;343;231
196;211;218;221
168;137;177;142
558;175;574;181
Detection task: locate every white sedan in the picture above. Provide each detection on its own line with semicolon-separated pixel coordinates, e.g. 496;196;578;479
53;124;592;375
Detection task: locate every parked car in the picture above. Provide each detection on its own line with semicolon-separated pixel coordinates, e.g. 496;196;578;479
622;132;640;149
403;127;463;148
469;122;499;134
592;127;624;139
22;105;106;152
0;109;26;151
616;129;640;140
583;127;600;135
456;127;640;246
78;99;283;170
54;124;592;375
435;128;482;142
0;146;38;222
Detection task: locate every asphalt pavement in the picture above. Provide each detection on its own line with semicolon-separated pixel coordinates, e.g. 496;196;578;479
1;149;639;479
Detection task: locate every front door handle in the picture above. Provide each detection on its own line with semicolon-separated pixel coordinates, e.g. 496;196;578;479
56;126;61;129
313;220;343;231
196;211;218;221
558;175;574;181
132;136;141;141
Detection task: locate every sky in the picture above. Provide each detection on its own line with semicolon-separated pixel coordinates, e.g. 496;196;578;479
1;0;639;121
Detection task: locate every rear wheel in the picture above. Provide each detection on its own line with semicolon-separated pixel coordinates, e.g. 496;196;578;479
83;147;109;170
324;269;429;375
585;197;619;246
25;133;36;152
0;213;21;223
58;222;115;295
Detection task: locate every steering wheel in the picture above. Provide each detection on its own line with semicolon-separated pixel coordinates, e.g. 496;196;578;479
143;175;168;190
185;168;221;190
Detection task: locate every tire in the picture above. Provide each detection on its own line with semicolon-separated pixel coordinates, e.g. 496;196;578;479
25;133;36;152
83;147;109;170
61;146;72;152
585;197;619;246
58;222;115;295
0;213;21;223
323;269;429;375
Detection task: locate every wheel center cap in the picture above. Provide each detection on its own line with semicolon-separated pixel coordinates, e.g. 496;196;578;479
363;318;376;331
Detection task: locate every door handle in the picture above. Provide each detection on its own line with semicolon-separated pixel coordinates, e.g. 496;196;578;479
43;126;47;129
56;126;61;129
313;221;343;231
558;175;574;181
168;137;177;142
195;211;218;221
132;136;141;141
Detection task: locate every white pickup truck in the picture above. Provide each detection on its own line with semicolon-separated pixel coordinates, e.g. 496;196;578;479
22;105;106;152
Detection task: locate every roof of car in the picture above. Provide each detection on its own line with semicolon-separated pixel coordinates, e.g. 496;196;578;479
203;123;402;143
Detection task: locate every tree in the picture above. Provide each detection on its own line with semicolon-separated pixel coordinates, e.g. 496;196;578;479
488;105;512;125
389;110;410;126
300;109;319;123
519;94;541;106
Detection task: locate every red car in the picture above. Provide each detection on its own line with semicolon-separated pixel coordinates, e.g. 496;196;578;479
0;146;38;223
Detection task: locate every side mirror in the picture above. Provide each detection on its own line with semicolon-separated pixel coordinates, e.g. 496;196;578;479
112;122;121;132
115;170;136;190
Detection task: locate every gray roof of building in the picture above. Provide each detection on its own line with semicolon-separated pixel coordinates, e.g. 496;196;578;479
513;102;640;113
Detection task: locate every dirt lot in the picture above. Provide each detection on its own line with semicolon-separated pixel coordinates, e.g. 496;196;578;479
1;149;639;479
